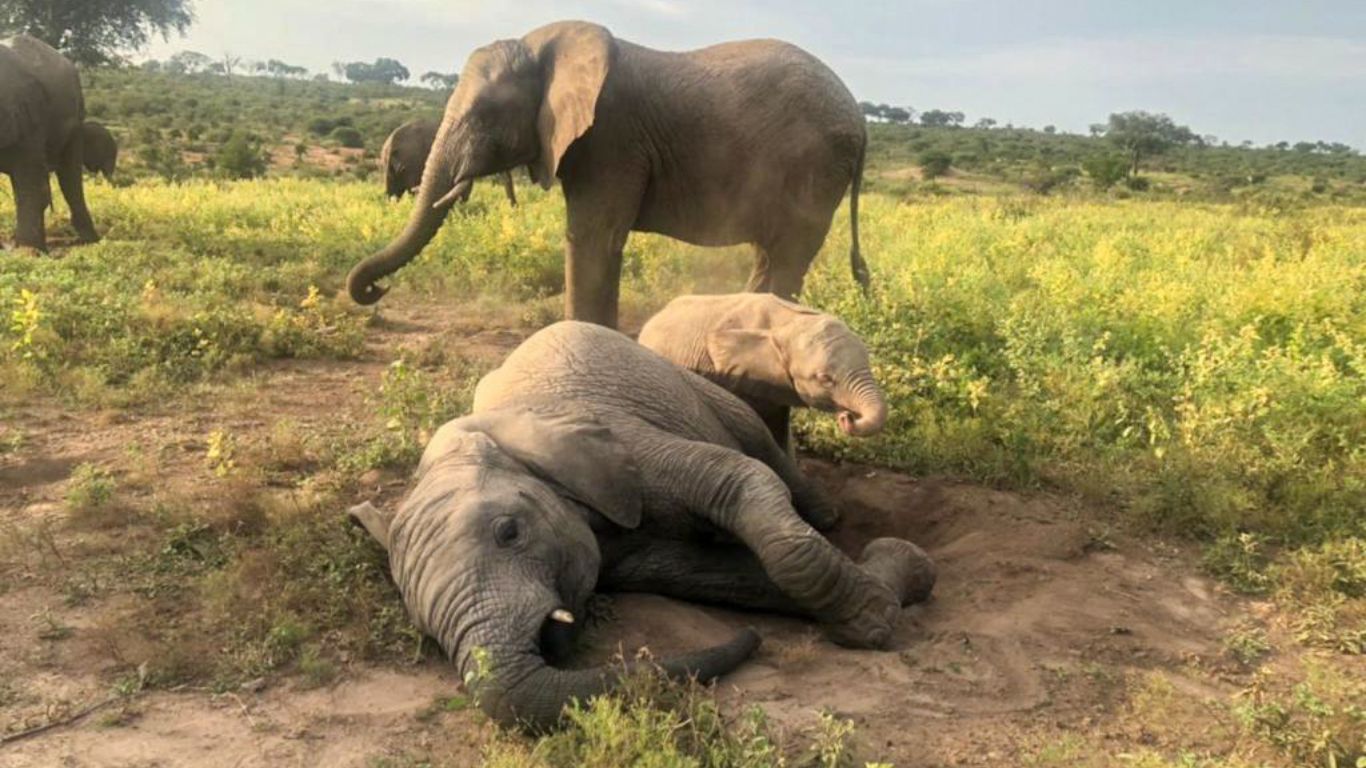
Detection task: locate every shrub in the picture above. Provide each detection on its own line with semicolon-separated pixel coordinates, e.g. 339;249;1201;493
1082;154;1129;189
918;150;953;180
215;131;268;179
329;125;364;149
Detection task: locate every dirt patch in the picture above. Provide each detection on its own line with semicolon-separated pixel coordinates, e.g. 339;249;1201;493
0;301;1248;766
3;463;1239;767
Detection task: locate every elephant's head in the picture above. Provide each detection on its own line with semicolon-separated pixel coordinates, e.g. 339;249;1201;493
347;21;614;305
709;305;888;437
80;122;117;181
350;403;759;731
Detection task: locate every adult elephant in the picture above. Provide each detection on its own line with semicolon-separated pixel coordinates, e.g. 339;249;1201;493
0;35;99;250
347;21;871;328
80;121;117;181
349;322;934;730
381;118;516;205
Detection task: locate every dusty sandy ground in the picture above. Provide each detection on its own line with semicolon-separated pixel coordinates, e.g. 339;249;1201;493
0;304;1249;767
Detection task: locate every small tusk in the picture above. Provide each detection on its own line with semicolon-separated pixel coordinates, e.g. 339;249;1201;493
550;609;575;624
431;179;470;210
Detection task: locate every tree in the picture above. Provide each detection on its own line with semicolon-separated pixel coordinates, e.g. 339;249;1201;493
266;59;308;78
420;71;458;89
974;118;997;130
920;109;965;128
342;57;410;85
168;49;211;74
1101;111;1196;176
0;0;193;65
883;106;912;125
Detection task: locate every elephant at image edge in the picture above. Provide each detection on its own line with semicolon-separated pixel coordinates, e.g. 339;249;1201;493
638;293;887;453
0;35;99;250
347;20;871;328
348;321;935;731
380;118;517;205
81;121;117;181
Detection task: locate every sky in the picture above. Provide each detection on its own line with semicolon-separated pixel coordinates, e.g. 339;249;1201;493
146;0;1366;148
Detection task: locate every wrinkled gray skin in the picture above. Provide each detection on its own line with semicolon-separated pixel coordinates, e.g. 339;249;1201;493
80;121;116;181
350;322;934;731
638;293;887;452
347;20;871;327
0;35;99;250
381;118;516;205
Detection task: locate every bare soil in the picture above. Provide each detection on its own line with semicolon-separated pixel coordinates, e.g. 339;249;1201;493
0;302;1252;767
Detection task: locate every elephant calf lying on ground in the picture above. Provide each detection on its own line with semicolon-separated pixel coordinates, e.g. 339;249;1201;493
639;293;887;452
349;321;934;730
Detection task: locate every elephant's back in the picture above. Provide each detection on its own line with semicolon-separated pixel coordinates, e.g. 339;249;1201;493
474;322;736;444
0;35;83;154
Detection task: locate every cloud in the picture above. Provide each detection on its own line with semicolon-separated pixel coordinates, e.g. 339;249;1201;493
864;34;1366;85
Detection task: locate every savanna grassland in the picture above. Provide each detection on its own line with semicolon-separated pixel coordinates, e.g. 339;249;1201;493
0;69;1364;767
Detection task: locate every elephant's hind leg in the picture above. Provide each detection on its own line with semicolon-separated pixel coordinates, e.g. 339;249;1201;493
8;153;48;250
602;539;804;615
637;436;898;648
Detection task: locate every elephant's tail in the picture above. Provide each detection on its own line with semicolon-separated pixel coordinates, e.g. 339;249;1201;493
849;142;871;295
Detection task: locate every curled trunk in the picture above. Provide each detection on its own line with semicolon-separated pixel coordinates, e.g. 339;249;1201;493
471;629;761;732
347;127;468;305
836;370;887;437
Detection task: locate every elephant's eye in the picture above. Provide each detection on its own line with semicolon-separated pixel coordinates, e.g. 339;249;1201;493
817;372;836;387
493;516;521;547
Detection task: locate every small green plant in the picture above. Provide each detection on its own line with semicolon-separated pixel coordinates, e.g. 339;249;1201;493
66;463;118;518
1202;534;1274;595
1222;624;1271;666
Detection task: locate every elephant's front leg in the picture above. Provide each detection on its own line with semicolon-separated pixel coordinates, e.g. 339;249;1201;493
56;138;98;244
561;169;641;328
640;438;917;648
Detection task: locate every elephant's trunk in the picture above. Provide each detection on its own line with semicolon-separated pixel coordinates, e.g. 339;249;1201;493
347;127;469;305
835;369;887;437
465;627;761;732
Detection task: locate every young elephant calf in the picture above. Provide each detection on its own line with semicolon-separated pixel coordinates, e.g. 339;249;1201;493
349;322;933;731
638;293;887;451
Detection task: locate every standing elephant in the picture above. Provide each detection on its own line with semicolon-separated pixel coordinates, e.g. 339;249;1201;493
349;322;934;730
347;21;871;328
638;293;887;452
380;118;516;205
0;35;99;250
80;121;117;181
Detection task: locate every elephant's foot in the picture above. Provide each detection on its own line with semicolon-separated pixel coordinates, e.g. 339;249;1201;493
860;537;936;606
819;578;898;649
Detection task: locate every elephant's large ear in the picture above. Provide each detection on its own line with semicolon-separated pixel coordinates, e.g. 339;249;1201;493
708;329;793;395
522;21;615;189
461;404;643;529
